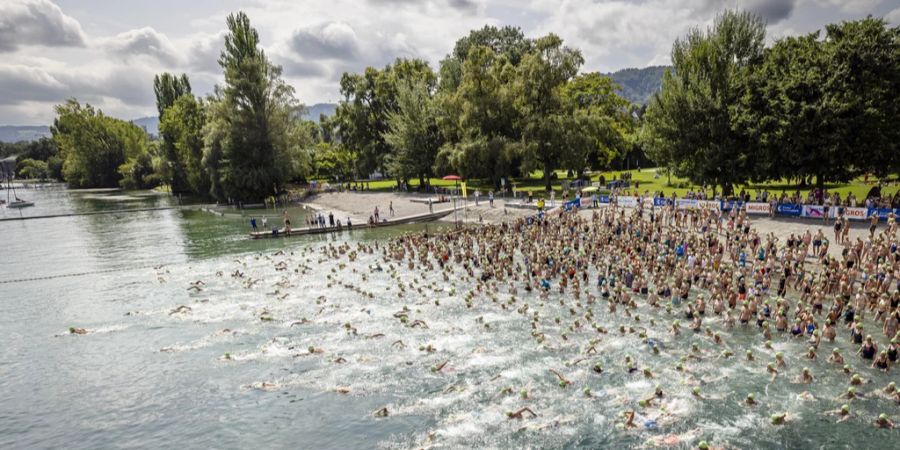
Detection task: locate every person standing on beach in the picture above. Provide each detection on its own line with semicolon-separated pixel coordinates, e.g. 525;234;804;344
375;206;380;221
262;216;268;229
250;217;257;232
429;198;433;213
390;201;394;217
489;191;494;207
328;211;335;227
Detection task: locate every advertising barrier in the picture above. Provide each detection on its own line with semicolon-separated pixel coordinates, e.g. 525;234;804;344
745;202;771;215
699;200;721;210
675;198;698;210
598;195;610;204
776;204;802;216
842;207;868;220
802;205;825;218
617;196;638;208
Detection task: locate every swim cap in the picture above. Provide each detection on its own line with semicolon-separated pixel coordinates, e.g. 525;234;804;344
747;350;753;355
747;393;755;400
880;413;888;420
639;399;647;407
890;382;897;388
803;367;810;373
848;387;856;393
692;387;700;394
776;352;783;358
808;347;815;352
843;364;851;370
841;404;849;412
833;348;839;353
698;441;709;450
852;374;861;381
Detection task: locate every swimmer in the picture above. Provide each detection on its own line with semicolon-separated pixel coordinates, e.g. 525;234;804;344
828;348;844;364
770;413;788;425
744;393;757;406
823;404;852;423
796;367;814;384
68;327;88;335
874;413;894;429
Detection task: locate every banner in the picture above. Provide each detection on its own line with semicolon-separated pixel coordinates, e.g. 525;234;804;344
675;198;698;209
867;208;895;220
776;204;802;216
653;197;670;207
699;200;722;211
802;205;825;218
617;196;638;208
745;202;770;215
598;195;610;204
842;207;868;220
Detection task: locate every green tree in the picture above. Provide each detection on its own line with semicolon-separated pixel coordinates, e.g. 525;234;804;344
159;94;208;194
515;34;584;191
643;10;765;195
205;11;301;201
52;99;151;188
336;58;435;178
383;80;442;187
16;158;49;180
153;73;192;192
314;142;355;182
559;73;633;177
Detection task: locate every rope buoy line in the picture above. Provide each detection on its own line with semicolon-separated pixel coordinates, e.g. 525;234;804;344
0;264;157;285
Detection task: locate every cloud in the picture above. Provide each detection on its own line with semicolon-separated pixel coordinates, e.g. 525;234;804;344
105;27;181;66
886;7;900;25
806;0;883;13
367;0;480;14
0;0;86;52
187;31;227;73
0;65;68;104
279;58;330;78
744;0;796;24
289;22;360;60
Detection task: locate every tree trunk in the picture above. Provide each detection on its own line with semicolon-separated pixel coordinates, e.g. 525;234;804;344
544;163;552;192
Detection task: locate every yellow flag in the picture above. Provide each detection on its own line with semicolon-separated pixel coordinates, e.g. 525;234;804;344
461;182;467;198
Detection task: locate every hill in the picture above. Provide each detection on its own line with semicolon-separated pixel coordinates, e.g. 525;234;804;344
0;125;51;143
130;116;159;136
606;66;669;105
303;103;337;122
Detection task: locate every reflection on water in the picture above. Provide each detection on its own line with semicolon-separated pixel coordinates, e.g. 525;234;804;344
0;189;896;449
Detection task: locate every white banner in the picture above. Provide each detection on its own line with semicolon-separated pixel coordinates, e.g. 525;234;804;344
745;202;771;214
699;200;721;210
843;207;868;220
676;198;698;209
617;196;637;208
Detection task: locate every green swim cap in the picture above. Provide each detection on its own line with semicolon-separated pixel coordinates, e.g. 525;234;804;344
841;404;849;412
843;364;851;370
747;350;753;355
692;387;701;394
833;348;840;353
639;399;647;407
808;347;815;352
848;387;856;393
803;367;810;373
880;413;889;420
776;352;784;358
698;441;709;450
852;374;861;381
890;382;897;388
747;393;755;400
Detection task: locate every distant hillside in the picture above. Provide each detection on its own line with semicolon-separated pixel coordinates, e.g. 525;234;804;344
0;126;51;143
606;66;669;105
130;116;159;137
303;103;337;122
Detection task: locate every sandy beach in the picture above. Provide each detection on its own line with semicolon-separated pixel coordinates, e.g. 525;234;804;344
302;190;884;260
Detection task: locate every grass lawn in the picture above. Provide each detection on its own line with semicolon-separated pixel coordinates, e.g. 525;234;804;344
323;168;900;201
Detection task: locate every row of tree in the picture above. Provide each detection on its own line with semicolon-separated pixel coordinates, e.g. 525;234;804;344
47;10;897;200
642;12;900;194
330;26;634;191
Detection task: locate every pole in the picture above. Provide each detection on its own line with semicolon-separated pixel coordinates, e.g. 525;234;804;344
453;180;459;228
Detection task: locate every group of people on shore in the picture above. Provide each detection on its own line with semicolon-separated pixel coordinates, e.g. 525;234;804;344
373;198;898;442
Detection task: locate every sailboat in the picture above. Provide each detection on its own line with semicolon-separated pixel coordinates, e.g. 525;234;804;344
5;175;34;208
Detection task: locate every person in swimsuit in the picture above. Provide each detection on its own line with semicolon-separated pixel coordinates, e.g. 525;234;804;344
858;336;878;360
872;350;890;371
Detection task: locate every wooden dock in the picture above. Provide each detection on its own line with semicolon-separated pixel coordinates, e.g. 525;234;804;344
248;208;457;239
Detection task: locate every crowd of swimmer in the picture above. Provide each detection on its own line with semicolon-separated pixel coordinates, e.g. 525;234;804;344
375;202;899;438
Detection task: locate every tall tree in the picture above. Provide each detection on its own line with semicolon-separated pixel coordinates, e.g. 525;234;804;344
515;34;584;191
642;10;765;195
205;11;301;202
159;94;208;195
153;73;192;192
383;80;442;187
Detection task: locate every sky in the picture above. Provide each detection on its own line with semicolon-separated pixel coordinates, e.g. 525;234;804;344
0;0;898;125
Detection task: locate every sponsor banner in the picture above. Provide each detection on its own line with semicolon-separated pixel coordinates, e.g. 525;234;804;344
617;196;638;208
802;205;825;218
867;208;896;220
675;198;698;209
653;197;670;207
745;202;770;214
699;200;722;210
598;195;610;204
721;201;744;212
842;207;868;220
776;204;802;216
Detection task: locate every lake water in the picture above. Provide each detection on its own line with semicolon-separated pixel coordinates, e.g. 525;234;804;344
1;187;896;449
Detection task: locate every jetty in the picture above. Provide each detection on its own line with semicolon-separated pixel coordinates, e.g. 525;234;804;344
248;207;457;239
